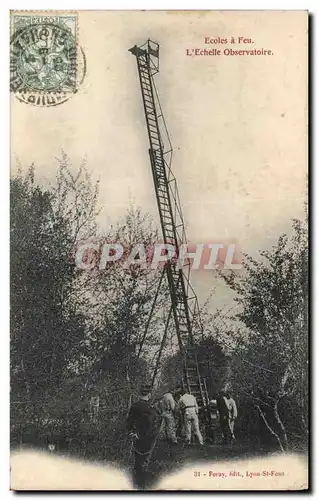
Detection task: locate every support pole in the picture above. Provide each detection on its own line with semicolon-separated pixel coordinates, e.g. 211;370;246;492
137;267;166;358
151;304;173;388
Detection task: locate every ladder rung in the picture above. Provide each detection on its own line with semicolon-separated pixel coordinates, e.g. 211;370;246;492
149;128;159;135
144;101;154;108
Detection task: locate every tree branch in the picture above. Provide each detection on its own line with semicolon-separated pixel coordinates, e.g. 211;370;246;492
255;404;286;453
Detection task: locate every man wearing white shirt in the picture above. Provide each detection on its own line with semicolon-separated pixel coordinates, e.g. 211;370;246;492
178;390;203;445
225;391;238;442
159;392;178;444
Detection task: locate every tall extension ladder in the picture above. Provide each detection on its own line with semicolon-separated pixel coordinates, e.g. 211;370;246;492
129;41;209;411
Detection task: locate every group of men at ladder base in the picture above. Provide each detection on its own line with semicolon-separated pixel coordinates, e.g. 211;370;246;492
127;384;238;488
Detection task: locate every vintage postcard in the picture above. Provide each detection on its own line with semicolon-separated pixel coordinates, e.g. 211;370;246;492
10;10;308;490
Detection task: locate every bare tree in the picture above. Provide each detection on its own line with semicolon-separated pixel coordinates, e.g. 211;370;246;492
220;217;308;452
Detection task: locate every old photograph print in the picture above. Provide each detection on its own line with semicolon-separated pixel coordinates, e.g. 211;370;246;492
10;10;308;491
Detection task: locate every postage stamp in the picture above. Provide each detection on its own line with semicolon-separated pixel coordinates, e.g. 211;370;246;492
10;13;86;107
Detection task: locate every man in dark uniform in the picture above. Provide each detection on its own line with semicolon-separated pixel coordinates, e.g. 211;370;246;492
127;384;157;489
206;397;219;444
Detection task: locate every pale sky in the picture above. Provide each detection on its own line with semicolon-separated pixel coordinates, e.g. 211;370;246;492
11;10;307;309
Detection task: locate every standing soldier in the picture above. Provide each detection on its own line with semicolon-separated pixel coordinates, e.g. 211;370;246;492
226;391;238;443
174;389;184;439
178;389;203;445
217;390;230;444
127;384;157;489
159;391;178;444
206;398;219;444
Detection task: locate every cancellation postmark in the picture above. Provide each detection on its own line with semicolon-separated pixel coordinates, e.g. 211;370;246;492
10;13;86;107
